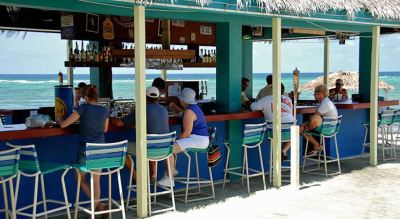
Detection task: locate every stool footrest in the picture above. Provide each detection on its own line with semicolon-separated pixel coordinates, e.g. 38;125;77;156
16;200;72;218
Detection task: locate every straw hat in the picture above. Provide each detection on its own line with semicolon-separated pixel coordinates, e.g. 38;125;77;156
179;88;197;105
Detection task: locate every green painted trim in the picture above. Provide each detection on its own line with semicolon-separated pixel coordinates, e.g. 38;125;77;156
242;41;253;98
226;120;242;181
216;22;242;113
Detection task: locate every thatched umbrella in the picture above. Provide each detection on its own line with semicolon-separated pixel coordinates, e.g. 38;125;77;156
299;71;394;93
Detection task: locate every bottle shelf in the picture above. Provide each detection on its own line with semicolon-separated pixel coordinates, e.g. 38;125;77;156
112;49;196;59
182;62;216;68
65;61;216;68
65;61;119;68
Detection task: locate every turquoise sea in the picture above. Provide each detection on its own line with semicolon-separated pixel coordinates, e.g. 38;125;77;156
1;72;399;109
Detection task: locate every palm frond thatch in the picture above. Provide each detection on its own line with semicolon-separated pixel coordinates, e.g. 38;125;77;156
0;30;27;39
236;0;400;21
299;70;394;93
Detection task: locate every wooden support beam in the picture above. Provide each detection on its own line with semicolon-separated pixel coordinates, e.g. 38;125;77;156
323;36;329;86
134;5;148;218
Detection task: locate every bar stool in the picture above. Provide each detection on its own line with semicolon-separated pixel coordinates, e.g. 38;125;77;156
302;116;342;177
223;123;267;194
361;110;396;160
6;142;71;219
175;127;216;203
73;140;127;219
268;123;292;183
0;146;20;219
391;110;400;150
125;132;176;215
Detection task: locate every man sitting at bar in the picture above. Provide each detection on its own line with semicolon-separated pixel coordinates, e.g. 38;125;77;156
241;77;251;108
256;75;273;101
250;83;294;160
329;79;348;102
110;87;169;182
301;85;338;155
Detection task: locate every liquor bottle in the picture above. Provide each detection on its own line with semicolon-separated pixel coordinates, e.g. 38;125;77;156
74;41;80;62
89;45;94;62
204;50;209;63
200;49;205;63
69;47;74;62
57;71;63;85
104;47;109;63
81;41;86;62
94;45;99;62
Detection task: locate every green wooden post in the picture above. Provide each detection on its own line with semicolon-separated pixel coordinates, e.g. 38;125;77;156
216;21;243;178
242;40;253;98
359;32;373;102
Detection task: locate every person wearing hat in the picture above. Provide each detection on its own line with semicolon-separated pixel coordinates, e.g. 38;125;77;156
301;85;338;155
74;82;87;107
158;87;209;187
110;86;169;183
329;79;348;102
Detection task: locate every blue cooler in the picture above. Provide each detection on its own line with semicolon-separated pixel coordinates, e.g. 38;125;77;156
55;85;73;119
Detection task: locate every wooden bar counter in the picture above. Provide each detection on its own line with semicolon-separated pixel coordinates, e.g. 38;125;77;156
1;100;399;141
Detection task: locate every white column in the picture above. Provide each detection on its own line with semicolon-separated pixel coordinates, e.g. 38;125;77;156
290;126;300;189
67;40;73;86
370;26;380;166
272;17;282;188
323;36;329;86
134;5;148;218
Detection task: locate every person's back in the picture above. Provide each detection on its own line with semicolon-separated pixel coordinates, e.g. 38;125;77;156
256;85;273;101
76;103;109;145
317;97;338;118
147;102;169;134
187;104;208;136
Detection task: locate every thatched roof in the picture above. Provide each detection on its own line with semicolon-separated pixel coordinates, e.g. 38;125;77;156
236;0;400;21
299;71;394;93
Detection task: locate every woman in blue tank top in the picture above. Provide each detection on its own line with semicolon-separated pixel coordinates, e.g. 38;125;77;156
158;87;210;187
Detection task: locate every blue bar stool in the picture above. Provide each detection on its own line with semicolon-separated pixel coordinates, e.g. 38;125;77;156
125;132;176;215
0;146;20;219
302;116;342;177
6;143;71;219
362;110;396;160
73;140;127;219
223;123;267;194
267;123;292;183
175;127;216;203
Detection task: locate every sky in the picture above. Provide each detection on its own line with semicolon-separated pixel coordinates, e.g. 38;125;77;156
0;32;400;74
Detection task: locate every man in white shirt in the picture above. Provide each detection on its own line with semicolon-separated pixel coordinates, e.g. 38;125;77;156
251;83;294;159
301;85;338;155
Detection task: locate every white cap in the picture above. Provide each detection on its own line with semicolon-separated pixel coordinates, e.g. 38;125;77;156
178;88;197;105
146;87;160;98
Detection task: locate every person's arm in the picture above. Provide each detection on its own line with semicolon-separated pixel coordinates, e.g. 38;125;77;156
110;117;124;127
250;99;264;111
104;118;109;132
342;89;349;100
58;111;80;128
179;109;196;139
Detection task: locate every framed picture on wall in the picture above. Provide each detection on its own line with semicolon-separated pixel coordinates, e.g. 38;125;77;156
172;20;185;27
86;13;99;33
200;26;212;35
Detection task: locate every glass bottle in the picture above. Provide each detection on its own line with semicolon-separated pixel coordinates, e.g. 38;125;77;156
74;41;80;62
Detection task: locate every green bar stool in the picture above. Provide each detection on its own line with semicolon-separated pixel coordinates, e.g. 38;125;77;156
362;110;396;160
175;127;216;203
302;116;342;177
0;146;20;219
391;110;400;151
223;123;267;194
267;123;292;183
73;140;127;219
125;131;176;215
6;143;71;219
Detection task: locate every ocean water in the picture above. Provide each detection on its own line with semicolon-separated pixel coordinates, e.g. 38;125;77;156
1;72;399;109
